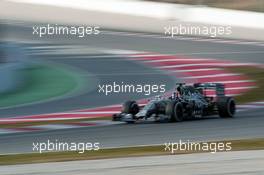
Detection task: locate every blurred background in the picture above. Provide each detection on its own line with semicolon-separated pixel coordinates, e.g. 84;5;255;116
0;1;264;174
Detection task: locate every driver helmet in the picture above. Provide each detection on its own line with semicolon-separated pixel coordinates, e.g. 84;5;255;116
176;84;184;97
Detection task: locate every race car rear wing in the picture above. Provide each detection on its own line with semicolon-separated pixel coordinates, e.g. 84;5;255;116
193;83;225;96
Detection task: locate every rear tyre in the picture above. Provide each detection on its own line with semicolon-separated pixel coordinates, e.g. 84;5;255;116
217;97;236;118
122;101;139;115
166;101;184;122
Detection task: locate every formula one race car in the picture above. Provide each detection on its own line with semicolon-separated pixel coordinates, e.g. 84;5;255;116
112;83;236;123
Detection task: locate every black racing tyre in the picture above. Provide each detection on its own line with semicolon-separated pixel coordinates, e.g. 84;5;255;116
217;97;236;118
173;102;184;122
165;101;175;122
187;100;195;119
166;101;184;122
122;101;139;115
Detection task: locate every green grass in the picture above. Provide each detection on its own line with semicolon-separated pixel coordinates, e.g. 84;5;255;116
227;67;264;104
0;117;111;128
1;138;264;165
0;64;83;108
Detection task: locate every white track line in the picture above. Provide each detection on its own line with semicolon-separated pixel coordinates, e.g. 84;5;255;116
182;73;241;79
68;111;120;115
204;80;255;84
27;124;81;130
143;58;214;62
129;54;170;58
158;63;259;69
0;118;87;122
170;68;222;73
104;49;147;55
0;129;20;134
26;45;73;49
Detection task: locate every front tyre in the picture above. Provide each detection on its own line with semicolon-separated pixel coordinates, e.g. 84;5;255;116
166;101;184;122
217;97;236;118
122;101;139;115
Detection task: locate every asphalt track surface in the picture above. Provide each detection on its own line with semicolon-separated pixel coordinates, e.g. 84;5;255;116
0;22;264;154
1;108;264;154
